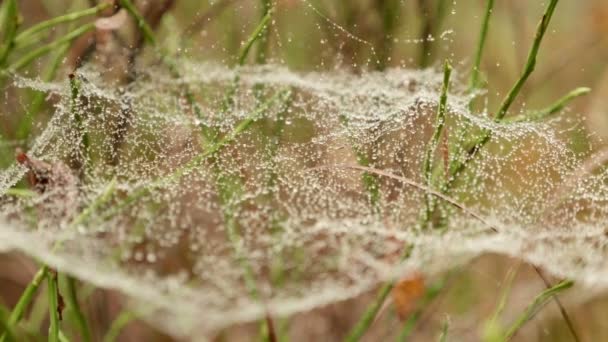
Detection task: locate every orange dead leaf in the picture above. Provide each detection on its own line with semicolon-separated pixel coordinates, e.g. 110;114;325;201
392;272;425;320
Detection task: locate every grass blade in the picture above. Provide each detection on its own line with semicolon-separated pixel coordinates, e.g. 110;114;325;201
103;311;134;342
469;0;495;93
505;87;591;123
8;23;95;71
0;266;49;342
494;0;559;121
14;3;110;46
0;0;19;66
421;60;452;228
504;280;573;340
47;271;60;342
65;277;91;342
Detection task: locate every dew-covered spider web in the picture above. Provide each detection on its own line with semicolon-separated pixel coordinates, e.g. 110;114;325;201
0;59;607;338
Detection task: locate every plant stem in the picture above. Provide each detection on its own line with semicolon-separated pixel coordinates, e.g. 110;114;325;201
103;311;134;342
255;0;272;64
0;266;48;342
65;277;91;342
421;60;452;228
469;0;495;93
8;24;95;71
504;280;574;341
0;0;19;66
505;87;590;123
344;282;393;342
119;0;157;45
14;3;111;46
494;0;559;122
47;271;60;342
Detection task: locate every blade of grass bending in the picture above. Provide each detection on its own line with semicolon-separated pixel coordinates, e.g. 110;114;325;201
504;280;574;341
0;0;19;66
533;267;580;342
469;0;495;93
103;311;135;342
421;60;452;228
483;264;520;342
47;271;60;342
504;87;591;123
0;266;49;342
14;3;111;46
8;23;95;71
65;277;91;342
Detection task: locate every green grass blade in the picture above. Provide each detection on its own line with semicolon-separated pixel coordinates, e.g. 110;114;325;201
505;87;591;123
438;317;449;342
119;0;157;45
238;6;273;66
103;311;134;342
0;266;48;342
344;282;393;342
14;3;110;46
421;60;452;228
504;280;574;341
47;271;60;342
494;0;559;121
0;0;19;66
469;0;495;93
8;23;95;71
65;277;91;342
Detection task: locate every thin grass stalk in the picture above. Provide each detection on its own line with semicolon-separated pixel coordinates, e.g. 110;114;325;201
505;87;591;123
255;0;272;64
532;267;580;342
344;282;393;342
8;24;95;71
0;266;49;342
13;3;111;46
102;311;134;342
119;0;157;45
494;0;559;122
0;0;19;66
65;277;91;342
421;60;452;228
47;271;60;342
438;318;449;342
504;280;573;341
444;0;561;194
468;0;495;93
0;304;15;341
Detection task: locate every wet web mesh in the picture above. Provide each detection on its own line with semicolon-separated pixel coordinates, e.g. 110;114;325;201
1;59;607;338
